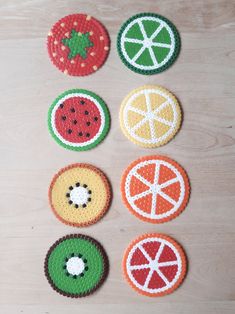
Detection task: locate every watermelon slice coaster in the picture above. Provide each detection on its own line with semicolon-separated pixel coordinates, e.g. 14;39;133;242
47;14;110;76
48;89;110;151
117;13;180;75
123;233;187;297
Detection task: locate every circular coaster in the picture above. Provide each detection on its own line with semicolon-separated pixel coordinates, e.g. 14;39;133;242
48;89;110;151
121;155;190;223
49;163;111;227
47;14;110;76
123;233;187;297
44;234;109;297
117;13;180;75
119;85;181;148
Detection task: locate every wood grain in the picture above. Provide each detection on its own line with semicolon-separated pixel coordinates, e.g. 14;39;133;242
0;0;235;313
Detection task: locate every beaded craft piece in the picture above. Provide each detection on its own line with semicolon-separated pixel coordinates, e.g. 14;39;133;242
117;13;180;75
49;163;111;227
44;234;109;297
121;155;190;223
119;85;182;148
48;89;110;151
47;14;110;76
123;233;187;297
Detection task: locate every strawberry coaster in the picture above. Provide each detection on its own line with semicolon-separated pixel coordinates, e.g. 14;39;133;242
123;233;187;297
49;163;112;227
47;14;110;76
121;155;190;223
45;234;109;297
48;89;110;151
117;13;180;75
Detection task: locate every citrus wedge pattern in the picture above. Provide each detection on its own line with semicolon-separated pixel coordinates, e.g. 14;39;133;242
117;13;180;74
123;233;187;296
121;156;190;223
120;85;182;148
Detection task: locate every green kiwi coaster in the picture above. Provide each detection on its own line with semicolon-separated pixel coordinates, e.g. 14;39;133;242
48;89;110;151
117;13;180;75
44;234;109;297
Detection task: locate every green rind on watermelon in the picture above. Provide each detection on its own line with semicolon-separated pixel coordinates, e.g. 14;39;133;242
117;13;181;75
48;89;110;151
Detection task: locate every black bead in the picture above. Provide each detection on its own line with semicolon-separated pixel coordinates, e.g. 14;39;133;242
73;120;77;124
65;258;68;262
75;204;78;208
85;266;88;271
82;204;87;208
80;100;85;105
69;200;73;205
60;103;64;109
73;275;77;279
66;272;70;276
88;190;92;194
71;253;75;257
86;121;91;126
67;129;72;134
80;273;84;277
63;265;66;269
76;182;80;187
83;259;87;263
78;253;82;258
61;115;66;120
78;132;83;136
84;111;89;115
66;193;70;197
88;198;91;202
83;184;87;188
69;186;73;190
70;107;75;113
86;133;90;137
94;117;98;121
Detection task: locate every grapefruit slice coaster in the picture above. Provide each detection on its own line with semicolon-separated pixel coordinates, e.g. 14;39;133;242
44;234;109;297
123;233;187;296
47;14;110;76
48;89;110;151
49;163;112;227
121;155;190;223
119;85;182;148
117;13;180;75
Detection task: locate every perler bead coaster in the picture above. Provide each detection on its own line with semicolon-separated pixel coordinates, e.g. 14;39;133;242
119;85;182;148
121;155;190;224
48;89;110;151
49;163;111;227
47;14;110;76
123;233;187;297
44;234;109;297
117;13;180;75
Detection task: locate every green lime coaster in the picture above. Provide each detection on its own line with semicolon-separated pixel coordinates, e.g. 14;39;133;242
117;13;181;75
48;89;110;151
44;234;109;297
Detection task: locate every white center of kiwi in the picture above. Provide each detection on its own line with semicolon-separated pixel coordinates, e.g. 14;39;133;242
66;257;85;276
70;187;89;206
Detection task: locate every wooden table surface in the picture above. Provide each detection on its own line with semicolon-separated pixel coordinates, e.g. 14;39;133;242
0;0;235;313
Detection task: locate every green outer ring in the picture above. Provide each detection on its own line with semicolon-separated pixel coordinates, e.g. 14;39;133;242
44;234;109;298
117;13;181;75
48;89;110;151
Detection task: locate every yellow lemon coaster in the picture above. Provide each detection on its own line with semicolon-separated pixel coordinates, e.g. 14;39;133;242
49;163;111;227
119;85;182;148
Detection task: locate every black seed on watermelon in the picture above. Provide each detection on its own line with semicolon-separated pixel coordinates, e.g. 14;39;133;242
94;117;98;121
61;115;66;121
80;100;85;105
86;121;91;126
84;110;89;115
78;132;83;136
86;133;90;137
73;120;77;124
70;107;75;113
60;103;64;109
67;129;72;134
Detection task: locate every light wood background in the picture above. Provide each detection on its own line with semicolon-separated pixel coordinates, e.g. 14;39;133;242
0;0;235;313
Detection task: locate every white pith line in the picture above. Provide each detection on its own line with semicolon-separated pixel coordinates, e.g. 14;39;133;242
154;116;174;127
138;245;152;263
149;23;164;41
132;172;152;188
130;189;151;201
143;269;154;289
150;162;160;217
148;46;158;66
157;268;170;285
145;91;156;139
158;261;178;267
158;190;177;206
152;42;172;48
154;100;170;114
132;45;146;62
131;116;149;133
124;38;143;44
128;106;146;116
160;177;179;189
137;20;148;40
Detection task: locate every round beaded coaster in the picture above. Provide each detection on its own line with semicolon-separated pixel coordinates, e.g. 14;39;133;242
47;13;110;76
121;155;190;223
48;89;110;151
117;13;180;75
123;233;187;297
119;85;182;148
49;163;111;227
44;234;109;297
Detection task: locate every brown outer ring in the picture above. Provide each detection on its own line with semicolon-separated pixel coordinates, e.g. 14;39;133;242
121;155;190;224
48;163;112;227
44;234;109;298
122;233;187;297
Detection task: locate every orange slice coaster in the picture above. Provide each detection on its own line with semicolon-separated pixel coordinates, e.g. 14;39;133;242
121;155;190;223
123;233;187;297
